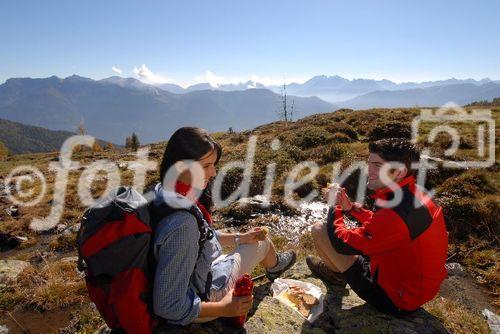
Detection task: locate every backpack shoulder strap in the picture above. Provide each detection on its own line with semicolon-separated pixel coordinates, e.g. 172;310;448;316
148;202;212;259
148;201;214;301
77;213;88;272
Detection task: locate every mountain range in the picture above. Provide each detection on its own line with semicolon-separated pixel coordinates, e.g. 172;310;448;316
337;82;500;109
268;75;497;102
102;74;499;103
1;74;499;146
99;76;268;94
0;75;333;144
98;74;500;107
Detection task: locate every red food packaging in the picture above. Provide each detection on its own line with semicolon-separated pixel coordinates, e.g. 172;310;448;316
232;273;254;327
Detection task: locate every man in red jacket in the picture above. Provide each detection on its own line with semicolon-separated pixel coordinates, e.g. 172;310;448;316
307;138;448;315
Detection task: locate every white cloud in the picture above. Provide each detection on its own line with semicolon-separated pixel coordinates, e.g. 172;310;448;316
192;71;308;87
194;71;227;87
112;66;123;75
248;74;305;86
133;64;174;84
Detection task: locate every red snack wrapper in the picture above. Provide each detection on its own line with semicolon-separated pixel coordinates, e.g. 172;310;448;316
232;273;254;327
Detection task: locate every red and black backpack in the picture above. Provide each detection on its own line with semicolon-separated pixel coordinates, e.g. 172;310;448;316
76;186;210;334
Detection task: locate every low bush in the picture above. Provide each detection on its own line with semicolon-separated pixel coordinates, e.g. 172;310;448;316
330;132;352;143
437;171;497;198
367;122;412;141
326;122;358;140
437;195;499;243
294;126;332;149
322;143;349;164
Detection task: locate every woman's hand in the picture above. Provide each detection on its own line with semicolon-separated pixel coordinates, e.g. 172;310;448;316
218;289;254;317
240;227;267;244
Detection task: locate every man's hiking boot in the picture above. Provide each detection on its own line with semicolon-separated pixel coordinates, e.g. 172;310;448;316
266;250;297;281
306;255;346;286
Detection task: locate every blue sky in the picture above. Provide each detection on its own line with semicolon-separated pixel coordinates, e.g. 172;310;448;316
1;0;499;86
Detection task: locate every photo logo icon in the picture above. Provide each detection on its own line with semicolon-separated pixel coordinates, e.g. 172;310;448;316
412;103;495;168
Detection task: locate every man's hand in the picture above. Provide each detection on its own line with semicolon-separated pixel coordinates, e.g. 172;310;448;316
323;183;353;211
218;289;254;316
240;227;267;244
338;188;354;211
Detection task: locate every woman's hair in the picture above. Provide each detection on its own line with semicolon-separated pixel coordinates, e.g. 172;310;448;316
159;127;222;210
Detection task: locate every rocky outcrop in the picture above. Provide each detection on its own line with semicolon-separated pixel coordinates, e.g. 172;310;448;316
0;259;30;282
482;309;500;334
159;261;449;334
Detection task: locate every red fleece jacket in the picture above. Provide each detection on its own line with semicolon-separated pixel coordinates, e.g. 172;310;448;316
329;176;448;310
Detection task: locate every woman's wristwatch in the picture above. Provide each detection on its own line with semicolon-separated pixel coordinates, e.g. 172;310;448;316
234;233;241;246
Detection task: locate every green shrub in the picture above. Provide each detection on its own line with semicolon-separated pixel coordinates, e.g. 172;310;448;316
424;133;475;153
331;132;352;143
293;179;319;199
272;150;297;176
424;165;464;190
284;145;305;162
49;233;77;252
326;122;358;140
249;146;297;197
367;122;412;141
217;201;257;221
438;195;499;243
294;126;332;149
229;133;247;145
437;171;497;198
322;143;348;163
306;147;324;165
277;131;293;143
433;171;498;242
335;108;354;114
315;171;330;189
344;112;380;135
219;168;244;200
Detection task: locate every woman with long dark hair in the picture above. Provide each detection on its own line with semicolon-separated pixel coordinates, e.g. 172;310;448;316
152;127;296;326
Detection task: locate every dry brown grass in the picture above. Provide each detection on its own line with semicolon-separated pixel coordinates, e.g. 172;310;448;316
49;233;77;252
464;247;500;306
425;297;491;334
58;302;105;334
1;259;87;312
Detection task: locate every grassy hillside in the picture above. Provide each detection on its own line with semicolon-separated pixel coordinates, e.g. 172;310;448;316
0;118;78;154
0;106;498;333
0;118;114;155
